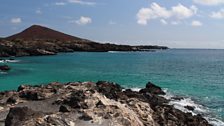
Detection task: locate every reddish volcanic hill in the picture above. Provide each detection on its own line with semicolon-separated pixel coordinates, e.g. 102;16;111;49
6;25;82;41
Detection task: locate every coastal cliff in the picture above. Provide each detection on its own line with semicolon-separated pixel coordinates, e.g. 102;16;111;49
0;25;168;57
0;81;211;126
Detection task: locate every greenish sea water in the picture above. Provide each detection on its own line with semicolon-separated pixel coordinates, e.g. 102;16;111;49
0;49;224;125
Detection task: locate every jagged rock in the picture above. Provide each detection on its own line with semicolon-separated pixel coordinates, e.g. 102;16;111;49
62;90;88;109
17;85;28;92
96;81;123;100
171;96;184;101
96;100;106;108
19;90;45;100
79;113;93;121
59;105;71;112
0;81;212;126
139;82;165;95
185;105;195;111
6;96;17;104
5;107;43;126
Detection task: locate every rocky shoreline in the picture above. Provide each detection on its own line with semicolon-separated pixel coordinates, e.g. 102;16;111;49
0;25;168;57
0;81;211;126
0;38;168;57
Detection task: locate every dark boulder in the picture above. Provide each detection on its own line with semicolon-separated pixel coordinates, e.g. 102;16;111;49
19;90;45;100
5;107;43;126
140;82;165;95
123;89;145;101
96;81;123;100
62;90;88;109
0;65;10;71
171;96;184;101
6;96;17;104
17;85;27;92
96;100;106;108
184;105;195;111
79;113;93;121
59;105;71;112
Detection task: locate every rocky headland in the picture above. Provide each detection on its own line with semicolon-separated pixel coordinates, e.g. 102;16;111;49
0;25;168;57
0;81;211;126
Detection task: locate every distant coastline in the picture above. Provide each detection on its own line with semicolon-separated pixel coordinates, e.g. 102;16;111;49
0;25;168;57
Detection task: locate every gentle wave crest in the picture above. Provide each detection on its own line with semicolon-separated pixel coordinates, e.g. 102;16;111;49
0;59;20;63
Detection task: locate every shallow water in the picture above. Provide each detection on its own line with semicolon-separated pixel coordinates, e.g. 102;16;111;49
0;49;224;125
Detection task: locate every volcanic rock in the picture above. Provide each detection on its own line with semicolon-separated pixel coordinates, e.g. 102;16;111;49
0;81;212;126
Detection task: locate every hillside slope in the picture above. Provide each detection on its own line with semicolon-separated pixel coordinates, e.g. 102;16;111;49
0;25;168;57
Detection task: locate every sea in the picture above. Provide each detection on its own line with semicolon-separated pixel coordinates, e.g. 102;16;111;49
0;49;224;125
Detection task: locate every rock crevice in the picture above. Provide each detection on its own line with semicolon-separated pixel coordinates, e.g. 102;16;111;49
0;81;212;126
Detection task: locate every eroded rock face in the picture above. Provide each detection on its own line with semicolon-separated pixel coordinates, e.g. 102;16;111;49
0;81;212;126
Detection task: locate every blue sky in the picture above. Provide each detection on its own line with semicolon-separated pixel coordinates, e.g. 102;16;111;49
1;0;224;49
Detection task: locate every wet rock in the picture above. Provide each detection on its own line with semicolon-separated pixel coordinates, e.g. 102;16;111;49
139;82;165;95
0;65;10;71
184;105;195;111
171;96;184;101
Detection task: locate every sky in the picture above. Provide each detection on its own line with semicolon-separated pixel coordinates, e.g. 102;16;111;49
0;0;224;49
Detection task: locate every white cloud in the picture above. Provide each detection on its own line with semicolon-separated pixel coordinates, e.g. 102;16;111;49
160;19;168;25
191;20;203;26
171;21;181;25
67;0;96;6
11;18;22;24
193;0;224;6
210;9;224;19
55;2;66;6
137;2;197;25
36;9;42;14
75;16;92;25
172;4;197;19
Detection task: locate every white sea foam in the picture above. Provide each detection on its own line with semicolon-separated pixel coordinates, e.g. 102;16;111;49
108;51;131;53
0;71;8;74
207;117;224;126
162;89;224;126
6;59;20;63
130;88;141;92
108;51;118;53
0;59;20;63
124;87;224;125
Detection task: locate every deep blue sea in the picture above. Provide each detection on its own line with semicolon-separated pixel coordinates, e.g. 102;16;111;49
1;49;224;125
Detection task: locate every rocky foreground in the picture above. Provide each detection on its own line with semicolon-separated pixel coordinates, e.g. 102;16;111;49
0;81;211;126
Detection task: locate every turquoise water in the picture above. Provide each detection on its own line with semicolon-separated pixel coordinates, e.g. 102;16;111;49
0;49;224;124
